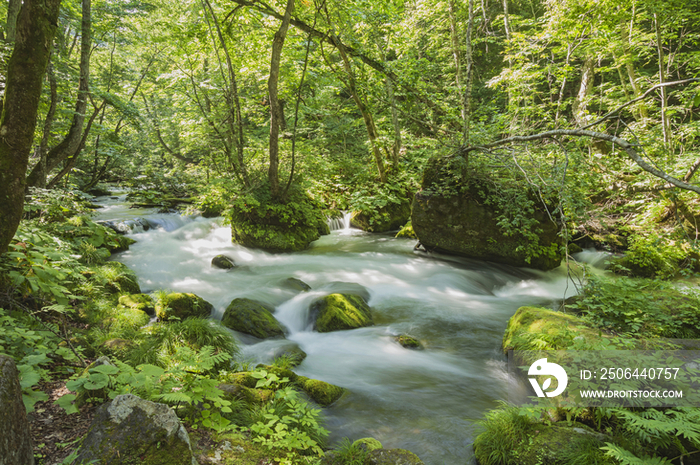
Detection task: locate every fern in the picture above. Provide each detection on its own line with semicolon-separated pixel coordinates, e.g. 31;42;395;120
601;443;672;465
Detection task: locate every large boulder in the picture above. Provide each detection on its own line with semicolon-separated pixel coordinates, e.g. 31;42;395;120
227;183;329;252
155;292;213;321
75;394;196;465
221;298;285;339
310;293;373;332
411;155;563;271
0;355;34;465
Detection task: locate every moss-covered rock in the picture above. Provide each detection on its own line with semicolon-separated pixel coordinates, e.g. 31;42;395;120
0;355;34;465
211;254;236;270
394;334;423;350
351;197;412;233
296;376;345;406
310;293;373;332
412;156;563;270
118;293;155;316
107;235;136;253
353;438;383;451
368;449;425;465
101;261;141;294
221;298;285;339
218;384;274;405
395;221;417;239
227;183;329;252
75;394;197;465
271;344;307;367
502;306;608;353
155;293;213;321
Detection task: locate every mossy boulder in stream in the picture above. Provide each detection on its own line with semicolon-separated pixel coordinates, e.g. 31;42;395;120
310;293;373;332
75;394;197;465
502;306;609;353
221;298;285;339
412;155;563;270
226;183;329;252
211;254;236;270
296;376;345;406
155;293;213;321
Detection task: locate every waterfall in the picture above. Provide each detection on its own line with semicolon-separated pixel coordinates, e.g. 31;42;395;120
327;211;353;231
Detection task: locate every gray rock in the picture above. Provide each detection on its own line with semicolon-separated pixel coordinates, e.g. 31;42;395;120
75;393;196;465
0;355;34;465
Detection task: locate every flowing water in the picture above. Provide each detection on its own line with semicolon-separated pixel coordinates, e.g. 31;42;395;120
93;199;599;464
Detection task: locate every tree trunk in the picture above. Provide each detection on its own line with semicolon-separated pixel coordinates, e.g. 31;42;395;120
447;0;466;142
35;61;59;187
0;0;61;253
268;0;294;199
572;57;595;126
654;13;669;147
4;0;22;43
464;0;474;144
26;0;91;188
334;37;387;183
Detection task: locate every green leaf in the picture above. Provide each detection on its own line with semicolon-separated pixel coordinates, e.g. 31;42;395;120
55;394;79;415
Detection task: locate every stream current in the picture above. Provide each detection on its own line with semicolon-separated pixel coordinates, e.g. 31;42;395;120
94;195;596;464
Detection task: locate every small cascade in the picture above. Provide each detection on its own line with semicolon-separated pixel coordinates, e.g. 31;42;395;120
327;211;353;231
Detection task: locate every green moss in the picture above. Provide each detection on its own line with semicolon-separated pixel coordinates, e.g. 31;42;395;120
192;431;272;465
310;293;373;332
502;306;608;353
218;383;274;405
227;182;328;252
394;334;423;349
211;254;236;269
368;449;424;464
155;293;213;321
221;298;284;339
352;438;383;451
296;376;345;407
395;221;417;239
118;293;155;315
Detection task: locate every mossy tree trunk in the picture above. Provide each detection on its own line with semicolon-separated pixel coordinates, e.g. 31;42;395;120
268;0;294;199
26;0;90;189
0;0;61;254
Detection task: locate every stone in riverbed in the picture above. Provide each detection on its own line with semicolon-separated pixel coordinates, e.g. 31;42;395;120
282;277;311;292
155;292;213;321
0;355;34;465
221;298;285;339
211;254;236;270
310;293;373;332
394;334;423;350
296;376;345;407
75;393;197;465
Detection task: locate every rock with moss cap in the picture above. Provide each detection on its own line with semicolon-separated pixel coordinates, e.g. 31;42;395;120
211;254;236;270
412;155;563;271
221;298;285;339
394;334;423;350
118;293;155;316
310;293;373;332
282;277;311;292
296;376;345;406
155;292;213;321
368;449;425;464
0;355;34;465
353;438;383;452
75;394;197;465
351;196;412;233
